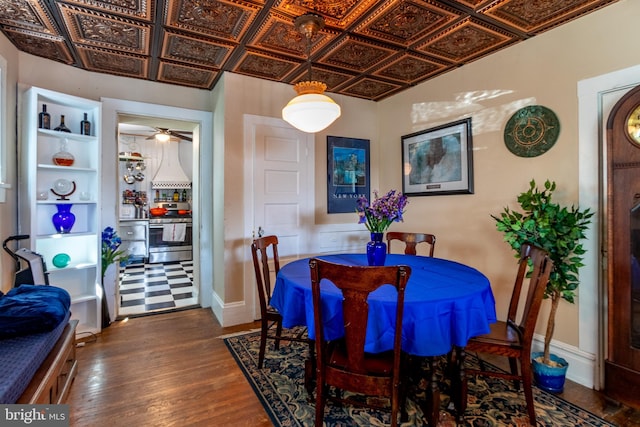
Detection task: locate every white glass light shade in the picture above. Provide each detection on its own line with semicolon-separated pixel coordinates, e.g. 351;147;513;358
155;132;170;142
282;93;341;133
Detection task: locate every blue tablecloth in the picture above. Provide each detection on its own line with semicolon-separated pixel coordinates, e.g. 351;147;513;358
270;253;496;357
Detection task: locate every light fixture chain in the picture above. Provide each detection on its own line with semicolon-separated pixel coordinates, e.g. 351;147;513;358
306;32;313;81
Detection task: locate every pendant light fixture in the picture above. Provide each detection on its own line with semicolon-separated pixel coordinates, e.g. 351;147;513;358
282;13;341;133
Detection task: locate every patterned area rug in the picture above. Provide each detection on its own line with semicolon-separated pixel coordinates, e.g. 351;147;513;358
224;330;614;426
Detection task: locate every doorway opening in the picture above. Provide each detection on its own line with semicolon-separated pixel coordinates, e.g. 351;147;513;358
100;97;213;324
116;117;198;317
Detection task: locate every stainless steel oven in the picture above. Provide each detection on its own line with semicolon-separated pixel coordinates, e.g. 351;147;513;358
148;203;193;263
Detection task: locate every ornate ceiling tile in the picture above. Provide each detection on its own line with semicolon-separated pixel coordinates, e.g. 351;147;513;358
0;0;622;98
2;28;73;63
76;45;149;78
166;0;260;43
339;77;402;101
232;50;299;81
161;31;233;68
353;0;460;47
319;36;396;73
481;0;619;34
157;61;217;88
289;65;357;92
416;17;516;63
372;53;450;84
61;0;154;22
452;0;496;10
0;0;58;34
58;4;151;55
246;11;337;58
275;0;379;29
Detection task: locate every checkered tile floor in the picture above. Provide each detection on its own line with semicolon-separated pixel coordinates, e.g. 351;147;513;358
118;261;199;317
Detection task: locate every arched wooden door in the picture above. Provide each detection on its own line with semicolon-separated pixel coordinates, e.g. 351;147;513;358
606;84;640;409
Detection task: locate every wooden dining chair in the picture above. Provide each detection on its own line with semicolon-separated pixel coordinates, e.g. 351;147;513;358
386;232;436;257
308;258;412;427
251;235;309;369
454;243;554;426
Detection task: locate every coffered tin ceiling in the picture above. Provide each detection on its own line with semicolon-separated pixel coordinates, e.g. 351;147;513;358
0;0;619;101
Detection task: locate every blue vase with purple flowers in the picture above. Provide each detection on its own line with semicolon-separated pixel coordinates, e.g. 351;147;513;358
366;232;387;266
356;190;409;266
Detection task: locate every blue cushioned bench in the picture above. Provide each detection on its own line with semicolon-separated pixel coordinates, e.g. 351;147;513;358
0;314;78;404
0;285;78;404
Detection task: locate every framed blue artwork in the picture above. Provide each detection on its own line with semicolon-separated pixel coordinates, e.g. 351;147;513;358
327;136;370;213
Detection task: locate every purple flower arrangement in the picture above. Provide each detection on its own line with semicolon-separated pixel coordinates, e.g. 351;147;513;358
101;226;128;278
356;190;409;233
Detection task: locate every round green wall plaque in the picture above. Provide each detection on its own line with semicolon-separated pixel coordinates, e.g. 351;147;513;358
504;105;560;157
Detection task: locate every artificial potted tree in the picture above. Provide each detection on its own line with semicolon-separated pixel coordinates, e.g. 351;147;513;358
492;179;593;392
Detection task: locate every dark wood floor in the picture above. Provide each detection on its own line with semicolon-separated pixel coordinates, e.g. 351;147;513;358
67;308;640;426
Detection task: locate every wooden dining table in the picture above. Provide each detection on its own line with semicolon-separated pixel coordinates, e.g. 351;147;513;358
270;253;497;424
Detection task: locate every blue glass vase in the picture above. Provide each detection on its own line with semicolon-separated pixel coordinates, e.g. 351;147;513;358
52;204;75;233
366;232;387;266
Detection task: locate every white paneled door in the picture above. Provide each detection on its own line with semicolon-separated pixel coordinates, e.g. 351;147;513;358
244;115;314;320
254;122;313;258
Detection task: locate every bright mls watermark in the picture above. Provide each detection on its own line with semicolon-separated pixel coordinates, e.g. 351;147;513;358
1;405;69;426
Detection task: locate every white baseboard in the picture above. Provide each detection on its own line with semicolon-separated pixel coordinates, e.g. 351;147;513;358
210;290;224;325
210;289;255;327
532;333;596;389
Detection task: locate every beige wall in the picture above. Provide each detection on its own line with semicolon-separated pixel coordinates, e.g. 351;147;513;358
0;33;19;294
220;73;377;303
213;0;640;343
378;0;639;347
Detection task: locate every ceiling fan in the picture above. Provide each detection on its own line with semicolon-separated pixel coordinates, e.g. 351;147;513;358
145;127;192;142
119;126;193;142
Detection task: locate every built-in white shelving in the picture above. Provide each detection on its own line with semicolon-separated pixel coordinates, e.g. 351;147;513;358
19;86;102;335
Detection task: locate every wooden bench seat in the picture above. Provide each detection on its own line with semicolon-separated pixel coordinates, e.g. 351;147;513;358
17;320;78;404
